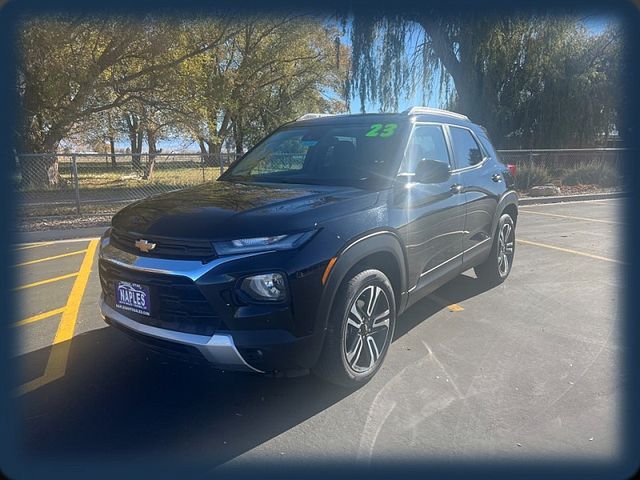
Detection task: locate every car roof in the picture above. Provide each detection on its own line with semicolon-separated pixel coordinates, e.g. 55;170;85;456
287;111;476;129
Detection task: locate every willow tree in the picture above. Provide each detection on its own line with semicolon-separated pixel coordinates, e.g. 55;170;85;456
347;10;621;148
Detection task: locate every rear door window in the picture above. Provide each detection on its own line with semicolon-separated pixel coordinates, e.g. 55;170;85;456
449;126;484;168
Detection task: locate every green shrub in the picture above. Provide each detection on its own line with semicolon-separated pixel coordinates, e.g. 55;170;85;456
514;162;553;191
562;161;620;187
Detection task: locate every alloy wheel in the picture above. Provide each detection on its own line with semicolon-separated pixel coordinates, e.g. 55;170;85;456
497;221;515;277
343;285;391;374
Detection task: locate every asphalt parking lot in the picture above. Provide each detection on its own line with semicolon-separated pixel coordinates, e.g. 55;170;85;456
10;198;626;471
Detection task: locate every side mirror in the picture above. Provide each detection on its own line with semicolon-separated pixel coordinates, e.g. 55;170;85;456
414;159;451;184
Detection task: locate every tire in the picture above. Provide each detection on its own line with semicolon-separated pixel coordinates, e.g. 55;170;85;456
474;213;516;285
313;269;396;388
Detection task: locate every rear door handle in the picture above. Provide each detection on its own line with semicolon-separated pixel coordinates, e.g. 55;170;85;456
491;173;502;182
450;183;463;194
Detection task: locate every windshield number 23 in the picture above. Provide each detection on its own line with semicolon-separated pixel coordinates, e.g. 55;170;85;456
365;123;398;138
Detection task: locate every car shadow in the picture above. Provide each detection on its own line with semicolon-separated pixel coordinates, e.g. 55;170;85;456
14;272;495;467
394;272;492;340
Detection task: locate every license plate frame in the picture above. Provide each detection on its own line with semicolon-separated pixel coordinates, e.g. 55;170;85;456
115;281;151;316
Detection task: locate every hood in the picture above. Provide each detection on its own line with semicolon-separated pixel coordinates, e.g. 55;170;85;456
111;180;379;240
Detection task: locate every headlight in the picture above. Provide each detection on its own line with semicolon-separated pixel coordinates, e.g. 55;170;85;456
240;273;287;302
213;231;315;255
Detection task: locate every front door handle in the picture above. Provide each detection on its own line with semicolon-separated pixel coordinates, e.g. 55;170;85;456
450;183;463;194
491;173;502;182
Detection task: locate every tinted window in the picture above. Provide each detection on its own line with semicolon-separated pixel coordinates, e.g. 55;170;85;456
477;132;501;163
450;126;484;167
401;124;450;174
224;122;405;187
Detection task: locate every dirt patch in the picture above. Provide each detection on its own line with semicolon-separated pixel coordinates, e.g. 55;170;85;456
16;214;112;232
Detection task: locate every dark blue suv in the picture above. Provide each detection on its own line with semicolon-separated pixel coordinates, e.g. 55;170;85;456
98;107;518;387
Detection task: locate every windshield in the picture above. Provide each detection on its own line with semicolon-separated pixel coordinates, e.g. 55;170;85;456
221;122;407;188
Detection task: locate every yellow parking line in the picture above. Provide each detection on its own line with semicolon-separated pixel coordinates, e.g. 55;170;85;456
520;210;623;225
13;307;66;327
12;272;79;291
13;242;54;251
52;239;98;345
430;294;464;312
13;249;88;268
589;200;623;206
517;239;624;265
15;239;99;396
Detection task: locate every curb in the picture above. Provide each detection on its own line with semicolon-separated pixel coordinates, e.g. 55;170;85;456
13;225;109;244
518;191;629;205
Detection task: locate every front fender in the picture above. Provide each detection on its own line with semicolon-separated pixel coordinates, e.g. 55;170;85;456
314;230;408;337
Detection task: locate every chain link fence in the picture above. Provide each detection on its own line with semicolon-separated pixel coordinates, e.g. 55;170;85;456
14;148;629;219
14;152;239;217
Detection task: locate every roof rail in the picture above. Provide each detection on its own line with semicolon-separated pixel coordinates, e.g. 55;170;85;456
295;113;337;121
403;106;469;121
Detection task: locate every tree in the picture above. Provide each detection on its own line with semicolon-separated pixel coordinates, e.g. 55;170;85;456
347;10;622;148
172;15;348;160
17;14;350;187
17;15;236;186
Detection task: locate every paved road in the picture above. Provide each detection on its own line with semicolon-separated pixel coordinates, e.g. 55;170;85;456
9;199;626;473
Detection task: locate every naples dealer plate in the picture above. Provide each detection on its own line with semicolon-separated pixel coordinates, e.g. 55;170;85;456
116;281;151;316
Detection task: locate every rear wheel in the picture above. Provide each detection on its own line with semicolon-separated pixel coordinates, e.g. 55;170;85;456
313;269;396;387
474;213;515;284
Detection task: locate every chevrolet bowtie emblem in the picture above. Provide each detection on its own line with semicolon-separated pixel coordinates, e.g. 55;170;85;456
135;239;157;253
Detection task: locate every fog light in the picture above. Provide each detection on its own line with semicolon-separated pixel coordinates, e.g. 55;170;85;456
240;273;287;302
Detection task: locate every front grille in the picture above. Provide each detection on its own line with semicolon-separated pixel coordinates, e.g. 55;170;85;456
100;260;220;336
110;228;216;260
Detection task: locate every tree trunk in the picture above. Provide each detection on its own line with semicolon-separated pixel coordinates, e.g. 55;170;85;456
143;130;160;180
18;154;61;190
198;138;207;155
126;114;143;170
198;137;208;166
109;136;117;168
205;140;222;167
234;122;245;157
17;137;66;190
17;129;66;189
133;132;143;170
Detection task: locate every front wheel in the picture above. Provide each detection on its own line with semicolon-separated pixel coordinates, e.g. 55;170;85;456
313;269;396;387
474;213;516;285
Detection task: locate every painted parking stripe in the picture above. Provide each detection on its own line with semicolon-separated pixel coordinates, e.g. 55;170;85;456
519;210;624;225
15;239;99;396
12;272;79;291
589;200;625;206
13;248;88;268
429;294;464;312
52;239;99;345
13;307;66;327
517;239;624;265
13;242;54;251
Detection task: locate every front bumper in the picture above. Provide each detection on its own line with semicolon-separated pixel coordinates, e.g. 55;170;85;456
100;296;263;372
98;233;328;373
